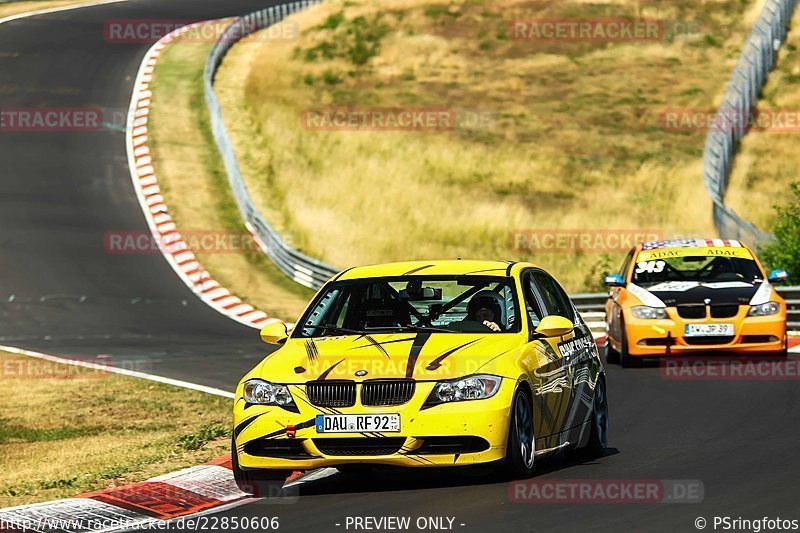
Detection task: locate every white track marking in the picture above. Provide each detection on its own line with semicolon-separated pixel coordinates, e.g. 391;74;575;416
0;0;127;26
0;344;235;398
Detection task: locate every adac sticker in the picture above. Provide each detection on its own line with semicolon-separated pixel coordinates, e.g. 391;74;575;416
637;246;752;262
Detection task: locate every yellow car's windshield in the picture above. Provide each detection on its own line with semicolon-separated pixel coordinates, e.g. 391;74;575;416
294;276;521;338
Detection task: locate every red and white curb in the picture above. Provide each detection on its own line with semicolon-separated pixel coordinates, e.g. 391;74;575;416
126;22;288;331
0;456;334;532
790;337;800;353
0;457;251;532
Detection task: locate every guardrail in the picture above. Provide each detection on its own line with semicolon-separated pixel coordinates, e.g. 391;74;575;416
701;0;798;246
575;286;800;329
204;0;336;289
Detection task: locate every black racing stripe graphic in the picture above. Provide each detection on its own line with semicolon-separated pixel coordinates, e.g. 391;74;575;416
351;336;416;350
259;417;317;439
462;268;506;275
426;339;481;371
362;335;390;359
505;261;517;275
294;366;306;374
305;339;319;364
234;411;271;438
406;332;433;378
403;264;435;275
318;358;345;380
454;453;460;463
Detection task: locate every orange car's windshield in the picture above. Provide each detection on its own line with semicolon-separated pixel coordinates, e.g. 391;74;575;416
632;255;763;286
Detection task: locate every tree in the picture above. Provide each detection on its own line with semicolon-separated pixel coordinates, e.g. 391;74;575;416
761;183;800;282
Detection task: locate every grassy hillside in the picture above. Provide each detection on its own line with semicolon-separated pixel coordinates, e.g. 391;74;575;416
725;8;800;232
215;0;761;293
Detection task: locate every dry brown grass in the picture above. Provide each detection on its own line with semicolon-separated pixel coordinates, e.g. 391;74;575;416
147;21;313;322
725;8;800;231
0;0;104;19
0;351;231;507
215;0;758;292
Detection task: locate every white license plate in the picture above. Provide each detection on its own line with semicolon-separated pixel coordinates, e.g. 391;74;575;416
684;324;734;337
315;414;400;433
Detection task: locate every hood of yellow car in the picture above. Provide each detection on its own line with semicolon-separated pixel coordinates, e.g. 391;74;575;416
255;332;523;383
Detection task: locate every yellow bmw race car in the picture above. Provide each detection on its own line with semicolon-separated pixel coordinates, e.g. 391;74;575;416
603;239;789;367
232;260;607;492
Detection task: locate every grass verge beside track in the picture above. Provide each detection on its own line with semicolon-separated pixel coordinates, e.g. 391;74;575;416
147;21;313;322
214;0;763;293
0;351;231;508
725;7;800;231
0;0;111;20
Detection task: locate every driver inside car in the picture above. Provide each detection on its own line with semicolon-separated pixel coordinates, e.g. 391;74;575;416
463;291;504;332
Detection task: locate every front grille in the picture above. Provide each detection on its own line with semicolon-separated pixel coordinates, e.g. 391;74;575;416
313;438;405;456
306;381;356;407
243;439;313;459
415;436;490;455
710;304;740;318
676;305;706;319
362;380;416;406
683;336;735;345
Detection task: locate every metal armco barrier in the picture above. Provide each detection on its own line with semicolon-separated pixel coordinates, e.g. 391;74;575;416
701;0;798;246
575;286;800;328
204;0;336;290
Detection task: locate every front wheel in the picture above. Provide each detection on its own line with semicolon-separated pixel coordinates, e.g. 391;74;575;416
503;386;535;478
582;376;608;458
231;436;291;496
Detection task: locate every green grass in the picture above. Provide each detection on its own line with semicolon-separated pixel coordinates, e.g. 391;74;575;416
0;351;232;507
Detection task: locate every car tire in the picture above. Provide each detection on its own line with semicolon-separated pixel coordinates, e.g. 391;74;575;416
231;436;291;496
582;376;608;458
618;317;637;368
605;336;620;365
503;386;536;479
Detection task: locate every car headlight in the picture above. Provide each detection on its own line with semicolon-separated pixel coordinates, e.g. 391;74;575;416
748;302;780;316
424;374;502;407
631;306;668;319
243;379;295;407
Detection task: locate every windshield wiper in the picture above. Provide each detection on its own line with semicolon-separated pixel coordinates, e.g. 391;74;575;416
364;325;458;333
303;324;365;335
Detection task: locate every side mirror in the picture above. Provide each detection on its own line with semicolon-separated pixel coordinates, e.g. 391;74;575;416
534;315;574;338
260;322;289;344
603;273;626;287
768;269;789;283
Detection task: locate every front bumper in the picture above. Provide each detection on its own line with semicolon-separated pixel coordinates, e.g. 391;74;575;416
234;379;515;471
624;307;786;357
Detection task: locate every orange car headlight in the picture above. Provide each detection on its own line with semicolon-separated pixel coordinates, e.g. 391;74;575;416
631;306;668;320
748;302;781;317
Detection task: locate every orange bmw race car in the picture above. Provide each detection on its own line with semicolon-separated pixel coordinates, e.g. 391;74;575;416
603;239;789;366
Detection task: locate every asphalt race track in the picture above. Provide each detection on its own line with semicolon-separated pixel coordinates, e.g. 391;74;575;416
2;3;800;532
